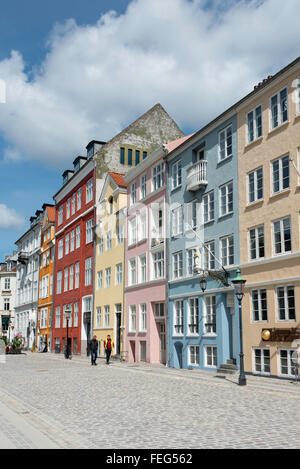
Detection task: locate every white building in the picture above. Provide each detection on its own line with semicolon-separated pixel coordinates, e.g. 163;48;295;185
15;211;42;349
0;253;17;341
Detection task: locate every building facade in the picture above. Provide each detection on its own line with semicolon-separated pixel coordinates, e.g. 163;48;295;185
237;57;300;378
93;172;127;358
166;115;241;371
15;211;42;349
0;254;17;341
37;204;55;352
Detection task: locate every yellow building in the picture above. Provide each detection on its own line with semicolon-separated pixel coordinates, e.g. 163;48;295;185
237;57;300;378
93;172;127;358
37;204;55;351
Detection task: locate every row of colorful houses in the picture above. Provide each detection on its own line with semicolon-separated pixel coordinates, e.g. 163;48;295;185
11;56;300;379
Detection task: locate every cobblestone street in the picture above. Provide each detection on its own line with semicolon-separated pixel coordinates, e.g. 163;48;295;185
1;353;300;449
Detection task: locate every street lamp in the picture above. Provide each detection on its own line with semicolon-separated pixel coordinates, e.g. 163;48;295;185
232;268;247;386
65;306;71;359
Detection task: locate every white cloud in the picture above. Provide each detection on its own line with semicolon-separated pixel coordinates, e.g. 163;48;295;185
0;0;299;167
0;204;25;230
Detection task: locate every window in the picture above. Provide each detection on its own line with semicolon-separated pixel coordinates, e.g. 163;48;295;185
143;151;147;160
85;258;92;286
152;163;164;191
64;268;69;292
77;189;81;210
96;307;102;328
72;193;76;215
186;248;197;276
74;303;79;327
106;231;112;250
185;200;197;231
76;226;81;249
58;205;63;225
152;251;164;280
104;306;110;327
4;278;10;290
150;202;164;242
249;225;265;260
86;219;93;244
4;298;10;311
277;286;295;321
69;265;74;290
189;345;199;366
279;349;298;377
204;295;216;334
219;125;232;161
66;198;70;219
65;233;69;255
128;217;137;246
270;87;288;130
204;241;215;270
120;147;125;165
137;211;147;242
273;217;291;255
174;300;184;335
70;230;75;252
108;197;113;215
130;182;136;205
247;105;262;143
128;149;132;166
172;160;182;189
219;181;233;217
135;150;140;165
75;262;80;289
254;348;270;375
188;298;199;335
55;307;61;328
252;289;268;321
203;191;214;223
155;303;165;318
86;178;93;203
139;304;147;332
248;167;263;203
57;271;62;294
129;305;136;332
272;155;289;194
171;206;183;237
116;264;122;285
205;346;218;368
99;236;104;253
105;268;111;288
173;251;183;279
129;259;136;286
97;271;103;290
117;226;123;245
140;174;147;199
58;239;64;259
220;235;234;266
139;255;147;283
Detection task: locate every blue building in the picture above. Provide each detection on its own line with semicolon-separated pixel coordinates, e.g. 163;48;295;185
166;111;241;371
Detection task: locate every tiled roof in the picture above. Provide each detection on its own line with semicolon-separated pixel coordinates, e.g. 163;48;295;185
109;172;127;188
164;133;195;153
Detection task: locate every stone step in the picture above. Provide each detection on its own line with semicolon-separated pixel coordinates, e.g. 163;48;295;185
217;362;239;375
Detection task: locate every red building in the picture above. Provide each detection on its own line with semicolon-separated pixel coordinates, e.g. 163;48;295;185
52;145;100;355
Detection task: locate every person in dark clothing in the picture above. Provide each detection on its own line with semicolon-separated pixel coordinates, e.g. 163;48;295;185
90;336;99;366
104;335;114;364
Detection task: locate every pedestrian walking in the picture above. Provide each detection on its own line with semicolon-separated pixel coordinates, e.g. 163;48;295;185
90;335;99;366
104;335;114;364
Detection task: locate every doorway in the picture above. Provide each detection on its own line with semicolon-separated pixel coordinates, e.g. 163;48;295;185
115;309;121;356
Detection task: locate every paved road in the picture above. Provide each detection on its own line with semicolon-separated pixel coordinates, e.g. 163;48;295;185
1;353;300;449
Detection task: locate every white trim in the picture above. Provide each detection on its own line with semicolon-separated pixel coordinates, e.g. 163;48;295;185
54;159;94;203
55;206;94;237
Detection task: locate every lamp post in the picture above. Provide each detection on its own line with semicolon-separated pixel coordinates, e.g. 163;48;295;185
65;306;71;359
232;268;247;386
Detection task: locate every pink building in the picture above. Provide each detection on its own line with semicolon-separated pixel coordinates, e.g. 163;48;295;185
124;136;190;364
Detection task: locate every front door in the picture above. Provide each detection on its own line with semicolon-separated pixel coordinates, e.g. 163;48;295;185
116;312;121;355
159;322;166;364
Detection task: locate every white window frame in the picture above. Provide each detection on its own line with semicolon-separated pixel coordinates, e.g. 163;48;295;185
219;181;233;217
172;159;182;190
85;257;92;286
128;258;136;286
138;254;147;284
218;124;233;161
140;174;147;199
139;303;147;332
248;167;263;204
105;267;111;288
248;225;265;261
251;289;268;322
86;178;93;203
276;285;296;322
128;217;137;246
86;218;93;244
173;251;183;280
220;235;234;267
253;348;271;376
171;205;183;237
247;105;262;143
173;299;184;336
272;216;292;256
270;87;288;130
187;297;199;336
116;264;122;286
152;250;164;280
130;182;137;205
204;295;216;335
271;154;290;195
75;262;80;289
152;162;164;191
189;345;200;366
205;345;218;368
203;191;214;223
129;305;136;332
104;306;110;328
279;349;298;378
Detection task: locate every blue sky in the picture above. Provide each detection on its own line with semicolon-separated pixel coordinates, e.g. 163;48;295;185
0;0;300;260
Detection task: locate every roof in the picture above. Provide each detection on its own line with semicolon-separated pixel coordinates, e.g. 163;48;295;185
164;133;195;153
46;206;55;223
109;172;127;188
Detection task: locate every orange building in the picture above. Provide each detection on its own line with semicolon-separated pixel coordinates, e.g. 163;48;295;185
37;204;55;351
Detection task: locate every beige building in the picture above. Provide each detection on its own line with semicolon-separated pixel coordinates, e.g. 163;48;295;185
237;57;300;378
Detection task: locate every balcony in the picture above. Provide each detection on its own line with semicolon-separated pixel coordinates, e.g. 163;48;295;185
186;160;208;191
18;251;29;264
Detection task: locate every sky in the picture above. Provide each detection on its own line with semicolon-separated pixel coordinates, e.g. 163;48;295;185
0;0;300;260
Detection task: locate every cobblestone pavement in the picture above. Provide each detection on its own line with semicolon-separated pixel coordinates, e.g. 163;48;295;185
1;352;300;449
